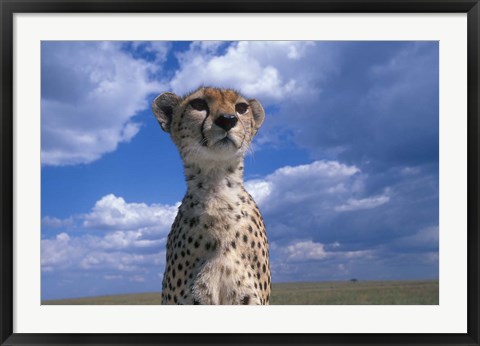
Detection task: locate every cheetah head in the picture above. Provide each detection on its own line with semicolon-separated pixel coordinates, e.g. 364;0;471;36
152;87;265;165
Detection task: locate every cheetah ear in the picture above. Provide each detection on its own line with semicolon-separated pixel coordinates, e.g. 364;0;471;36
249;99;265;130
152;92;182;133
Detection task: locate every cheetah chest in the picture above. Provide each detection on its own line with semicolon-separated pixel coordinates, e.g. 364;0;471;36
161;189;271;305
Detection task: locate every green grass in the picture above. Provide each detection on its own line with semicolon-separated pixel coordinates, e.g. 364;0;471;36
42;279;438;305
269;280;438;305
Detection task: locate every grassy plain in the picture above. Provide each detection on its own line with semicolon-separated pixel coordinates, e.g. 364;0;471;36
42;279;438;305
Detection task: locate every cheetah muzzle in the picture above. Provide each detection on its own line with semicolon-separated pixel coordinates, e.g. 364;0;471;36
152;87;271;305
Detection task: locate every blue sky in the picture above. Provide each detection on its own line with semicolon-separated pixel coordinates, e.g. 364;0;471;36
41;41;439;300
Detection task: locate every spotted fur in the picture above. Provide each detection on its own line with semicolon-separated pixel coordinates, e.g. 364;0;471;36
152;87;270;305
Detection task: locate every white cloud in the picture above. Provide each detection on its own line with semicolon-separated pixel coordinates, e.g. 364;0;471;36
41;232;81;271
242;160;396;258
41;42;165;166
243;179;272;205
334;191;391;212
42;231;166;273
79;251;162;271
42;194;175;273
169;41;328;102
97;231;164;250
245;160;364;215
82;194;179;233
42;216;74;228
274;239;375;263
283;240;328;261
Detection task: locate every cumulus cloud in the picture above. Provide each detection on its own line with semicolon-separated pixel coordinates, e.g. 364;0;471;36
41;42;165;166
42;216;74;228
244;160;387;242
41;232;78;271
82;194;179;233
275;239;376;262
334;191;390;212
282;240;328;261
269;238;378;281
245;160;364;213
42;194;177;275
242;159;437;282
41;230;167;273
42;231;155;270
169;41;334;102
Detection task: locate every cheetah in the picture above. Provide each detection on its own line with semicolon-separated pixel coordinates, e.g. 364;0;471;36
152;87;271;305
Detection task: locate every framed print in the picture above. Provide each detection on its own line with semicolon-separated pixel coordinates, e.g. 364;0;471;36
1;0;479;345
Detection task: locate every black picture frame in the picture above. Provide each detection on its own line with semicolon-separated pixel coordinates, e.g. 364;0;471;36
1;1;479;345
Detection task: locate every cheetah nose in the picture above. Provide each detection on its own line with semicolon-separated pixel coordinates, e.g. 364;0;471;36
214;114;238;132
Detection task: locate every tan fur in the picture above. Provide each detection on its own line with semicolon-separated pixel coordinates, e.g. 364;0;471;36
152;87;270;305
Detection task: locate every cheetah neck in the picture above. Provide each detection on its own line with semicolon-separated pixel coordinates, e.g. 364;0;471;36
183;160;245;201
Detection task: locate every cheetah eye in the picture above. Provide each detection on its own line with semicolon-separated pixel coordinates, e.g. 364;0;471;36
189;98;208;111
235;102;249;115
